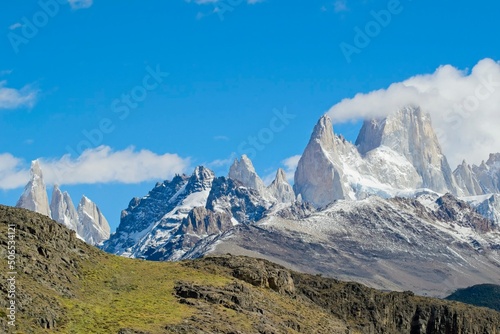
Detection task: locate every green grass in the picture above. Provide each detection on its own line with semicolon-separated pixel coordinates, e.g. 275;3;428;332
57;255;231;333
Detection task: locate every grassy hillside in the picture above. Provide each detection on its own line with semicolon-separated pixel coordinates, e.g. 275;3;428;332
446;284;500;311
0;205;499;334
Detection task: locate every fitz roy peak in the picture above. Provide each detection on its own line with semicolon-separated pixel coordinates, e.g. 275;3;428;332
355;106;457;194
16;161;110;245
294;106;465;207
293;115;350;207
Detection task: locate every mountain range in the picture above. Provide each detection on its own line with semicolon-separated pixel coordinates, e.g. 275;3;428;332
97;105;500;296
15;105;500;296
16;160;110;245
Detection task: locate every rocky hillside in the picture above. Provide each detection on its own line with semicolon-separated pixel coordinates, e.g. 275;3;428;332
1;206;500;334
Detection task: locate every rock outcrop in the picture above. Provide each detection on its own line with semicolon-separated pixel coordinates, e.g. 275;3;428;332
77;196;111;245
294;115;349;207
16;160;51;217
356;106;457;194
50;185;79;232
472;153;500;194
228;155;270;199
454;160;484;196
267;168;295;203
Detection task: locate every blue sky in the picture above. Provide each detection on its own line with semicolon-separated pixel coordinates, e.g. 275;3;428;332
2;0;500;232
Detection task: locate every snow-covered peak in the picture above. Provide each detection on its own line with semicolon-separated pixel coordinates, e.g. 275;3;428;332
228;155;268;197
77;195;110;245
268;168;295;203
453;160;483;196
188;166;215;192
294;115;349;207
486;153;500;169
50;185;78;232
356;105;457;194
30;159;43;181
274;168;288;184
311;115;337;152
16;159;51;217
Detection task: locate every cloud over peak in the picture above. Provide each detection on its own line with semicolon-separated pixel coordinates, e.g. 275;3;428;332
327;58;500;167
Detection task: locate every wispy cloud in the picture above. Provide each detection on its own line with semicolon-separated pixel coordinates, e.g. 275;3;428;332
0;70;13;76
9;23;22;30
206;153;237;169
0;81;38;110
0;146;190;190
213;135;230;141
68;0;93;10
327;58;500;167
334;0;349;13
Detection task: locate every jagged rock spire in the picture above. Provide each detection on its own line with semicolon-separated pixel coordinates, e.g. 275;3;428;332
50;185;79;232
294;115;348;207
268;168;295;203
16;160;51;217
77;196;111;246
228;155;268;197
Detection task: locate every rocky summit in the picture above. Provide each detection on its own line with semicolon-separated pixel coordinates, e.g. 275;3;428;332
1;206;500;334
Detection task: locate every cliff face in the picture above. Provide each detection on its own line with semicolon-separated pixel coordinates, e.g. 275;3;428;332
1;206;499;334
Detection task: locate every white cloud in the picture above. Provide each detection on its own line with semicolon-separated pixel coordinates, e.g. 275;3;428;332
206;154;236;169
0;146;190;190
282;155;301;183
0;81;38;110
68;0;93;10
327;58;500;167
0;154;29;190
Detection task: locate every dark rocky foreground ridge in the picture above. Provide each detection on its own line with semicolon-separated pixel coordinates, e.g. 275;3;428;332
1;205;499;334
